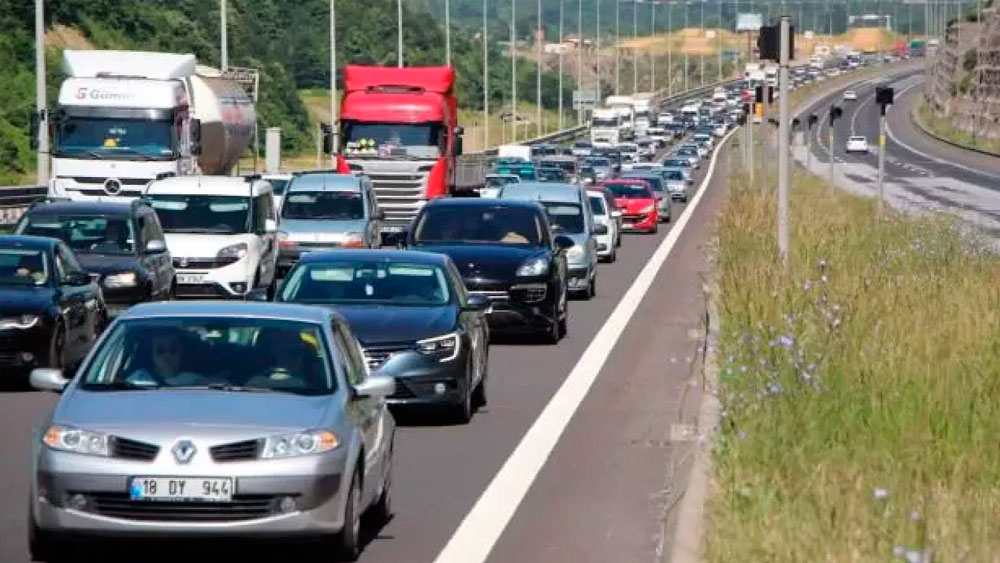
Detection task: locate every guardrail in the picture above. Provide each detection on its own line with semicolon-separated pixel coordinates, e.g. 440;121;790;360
0;184;46;227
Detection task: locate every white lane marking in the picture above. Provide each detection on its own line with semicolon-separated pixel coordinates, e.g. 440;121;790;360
885;82;1000;182
433;128;740;563
849;87;874;137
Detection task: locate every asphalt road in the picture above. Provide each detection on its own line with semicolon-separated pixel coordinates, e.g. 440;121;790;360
800;65;1000;239
0;133;736;563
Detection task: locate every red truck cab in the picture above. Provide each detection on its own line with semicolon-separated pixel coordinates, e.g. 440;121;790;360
337;65;463;243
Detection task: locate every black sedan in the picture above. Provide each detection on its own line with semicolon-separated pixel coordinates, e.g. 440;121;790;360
0;235;107;377
16;199;174;316
275;249;491;422
406;198;573;343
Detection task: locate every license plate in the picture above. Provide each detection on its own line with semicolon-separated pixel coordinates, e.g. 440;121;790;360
129;476;233;502
176;273;205;285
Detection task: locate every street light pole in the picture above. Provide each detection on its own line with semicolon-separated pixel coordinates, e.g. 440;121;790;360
330;0;339;159
537;0;543;137
684;2;689;92
484;0;489;149
652;2;657;91
777;15;790;267
397;0;404;67
512;0;518;142
616;0;621;94
597;0;602;100
35;0;49;187
220;0;228;71
668;1;673;95
633;0;639;93
700;0;705;86
559;0;565;130
579;0;584;123
719;0;724;82
446;0;452;66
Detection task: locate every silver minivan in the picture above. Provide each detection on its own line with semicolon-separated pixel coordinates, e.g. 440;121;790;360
276;172;383;277
498;182;603;298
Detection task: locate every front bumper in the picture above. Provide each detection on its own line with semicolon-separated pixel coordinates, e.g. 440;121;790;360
566;265;592;292
468;282;558;333
0;324;51;374
32;449;347;537
172;259;253;300
595;234;614;257
370;346;471;407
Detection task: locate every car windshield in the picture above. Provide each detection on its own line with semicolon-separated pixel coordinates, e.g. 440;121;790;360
0;248;49;286
79;318;336;395
604;183;651;199
18;215;136;255
588;195;607;215
543;203;584;234
664;159;690;167
147;195;249;234
54;116;174;160
585;157;611;167
280;261;450;306
341;121;443;160
486;176;518;189
267;178;290;196
664;170;686;180
281;191;364;220
537;168;565;181
413;206;543;247
626;176;664;192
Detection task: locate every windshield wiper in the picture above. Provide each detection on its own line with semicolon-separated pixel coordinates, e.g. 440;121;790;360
58;149;105;160
105;147;156;161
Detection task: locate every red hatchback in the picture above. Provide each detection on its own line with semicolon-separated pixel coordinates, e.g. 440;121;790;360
599;179;659;233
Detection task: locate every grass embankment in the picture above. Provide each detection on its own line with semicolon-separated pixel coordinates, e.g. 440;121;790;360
915;99;1000;156
707;169;1000;560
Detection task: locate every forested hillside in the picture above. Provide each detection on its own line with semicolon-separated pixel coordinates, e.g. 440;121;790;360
0;0;573;183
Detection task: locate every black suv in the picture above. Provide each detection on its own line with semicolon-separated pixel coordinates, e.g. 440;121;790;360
16;199;174;315
407;198;573;343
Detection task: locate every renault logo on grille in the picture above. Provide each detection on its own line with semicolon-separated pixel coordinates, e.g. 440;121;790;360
171;440;197;464
103;178;122;195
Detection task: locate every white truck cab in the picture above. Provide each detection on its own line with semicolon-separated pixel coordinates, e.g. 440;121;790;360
590;108;622;147
143;175;278;299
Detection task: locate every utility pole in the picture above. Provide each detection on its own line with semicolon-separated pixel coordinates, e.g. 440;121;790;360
512;0;518;142
777;15;790;267
828;105;842;187
330;0;339;159
597;0;602;100
484;0;489;149
559;0;565;130
579;0;584;124
35;0;49;187
446;0;452;65
684;2;689;92
668;1;673;95
719;0;724;83
875;86;894;218
700;0;705;85
633;0;639;93
616;0;621;94
397;0;404;67
220;0;228;71
537;0;543;137
651;2;657;91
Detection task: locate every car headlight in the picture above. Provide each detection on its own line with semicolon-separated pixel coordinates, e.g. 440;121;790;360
103;272;137;288
641;204;656;214
0;314;40;330
218;243;248;260
42;425;110;457
567;245;585;261
262;429;340;459
340;232;365;248
516;257;549;277
416;332;461;362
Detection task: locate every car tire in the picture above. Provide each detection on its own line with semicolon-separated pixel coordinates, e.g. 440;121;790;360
544;305;562;345
472;348;488;407
589;275;597;298
29;517;67;563
451;364;474;424
368;440;393;527
651;223;659;234
47;323;66;370
333;468;363;562
608;248;617;263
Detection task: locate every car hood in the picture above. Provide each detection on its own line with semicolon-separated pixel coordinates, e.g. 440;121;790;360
615;198;656;212
164;233;255;259
279;218;369;242
413;244;547;284
0;286;56;317
76;253;141;276
55;390;333;434
327;304;457;346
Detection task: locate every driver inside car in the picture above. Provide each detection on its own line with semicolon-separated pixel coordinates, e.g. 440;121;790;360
245;329;321;390
126;331;208;387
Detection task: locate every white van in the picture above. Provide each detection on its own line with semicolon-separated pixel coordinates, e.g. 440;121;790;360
144;175;279;299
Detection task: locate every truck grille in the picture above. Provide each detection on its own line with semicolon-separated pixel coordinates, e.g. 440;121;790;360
349;161;432;225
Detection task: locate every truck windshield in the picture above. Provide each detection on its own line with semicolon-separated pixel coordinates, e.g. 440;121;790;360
592;117;618;127
54;116;175;160
281;191;365;220
147;195;250;235
341;122;443;160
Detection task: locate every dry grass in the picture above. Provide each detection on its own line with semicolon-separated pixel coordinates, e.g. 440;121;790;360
914;98;1000;157
707;145;1000;561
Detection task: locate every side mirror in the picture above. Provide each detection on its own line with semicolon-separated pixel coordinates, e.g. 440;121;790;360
30;368;68;393
65;271;91;286
554;234;575;251
322;129;334;155
144;239;168;254
593;223;609;235
464;293;492;312
264;218;278;234
454;133;464;157
353;375;396;399
190;119;203;156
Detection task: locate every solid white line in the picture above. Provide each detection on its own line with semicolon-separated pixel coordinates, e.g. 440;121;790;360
433;129;739;563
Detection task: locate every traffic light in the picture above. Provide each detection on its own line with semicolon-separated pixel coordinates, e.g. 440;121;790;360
808;113;819;129
320;122;333;155
875;86;894;115
755;85;764;103
768;86;775;105
757;23;794;62
828;105;843;125
792;117;801;128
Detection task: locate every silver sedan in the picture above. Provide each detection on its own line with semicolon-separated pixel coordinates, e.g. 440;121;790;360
27;301;395;562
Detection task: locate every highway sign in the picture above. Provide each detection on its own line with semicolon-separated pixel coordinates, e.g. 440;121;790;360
736;13;763;32
573;90;598;111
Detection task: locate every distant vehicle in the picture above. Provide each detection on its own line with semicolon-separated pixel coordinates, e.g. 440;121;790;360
584;156;614;180
536;167;568;183
571;140;594;157
846;135;870;153
145;175;278;300
407;198;572;343
0;235;107;377
26;301;395;563
275;172;382;278
661;168;690;202
16;199;175;315
843;90;858;101
276;250;491;422
681;142;709;158
495;162;538;181
262;173;293;211
497;144;532;163
482;174;520;198
621;172;671;222
591;107;624;147
600;179;659;234
539;156;579;183
499;183;601;298
910;39;927;57
647;126;668;147
587;189;619;263
671;148;701;168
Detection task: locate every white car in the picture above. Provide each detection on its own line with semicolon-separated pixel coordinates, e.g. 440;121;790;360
845;135;870;153
145;175;279;299
843;90;858;101
482;173;519;198
587;189;619;262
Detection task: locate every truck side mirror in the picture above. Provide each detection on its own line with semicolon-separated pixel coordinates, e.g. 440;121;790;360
322;132;334;155
191;119;203;156
454;134;463;157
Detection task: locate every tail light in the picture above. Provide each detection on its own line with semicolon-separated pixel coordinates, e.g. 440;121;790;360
278;231;297;249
